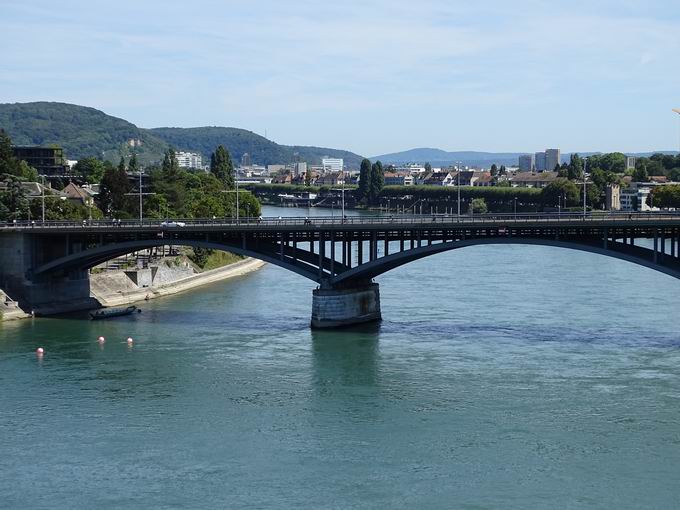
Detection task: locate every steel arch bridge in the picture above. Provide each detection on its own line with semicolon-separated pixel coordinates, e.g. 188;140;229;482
3;213;680;326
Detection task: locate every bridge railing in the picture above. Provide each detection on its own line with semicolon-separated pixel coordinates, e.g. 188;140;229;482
3;211;680;230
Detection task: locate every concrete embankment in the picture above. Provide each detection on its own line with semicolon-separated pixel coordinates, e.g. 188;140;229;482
0;290;30;321
90;258;265;307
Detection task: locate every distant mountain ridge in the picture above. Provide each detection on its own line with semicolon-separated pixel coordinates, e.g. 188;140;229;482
372;147;679;167
0;102;365;167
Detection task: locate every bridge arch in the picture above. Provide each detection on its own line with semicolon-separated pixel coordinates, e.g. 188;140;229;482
331;238;680;285
31;239;321;282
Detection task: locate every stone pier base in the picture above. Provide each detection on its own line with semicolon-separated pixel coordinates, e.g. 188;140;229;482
311;283;381;329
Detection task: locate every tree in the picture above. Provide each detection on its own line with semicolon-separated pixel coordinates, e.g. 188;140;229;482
540;178;580;208
357;158;371;201
305;166;312;186
73;157;105;184
0;175;29;220
128;153;139;174
424;162;432;173
97;159;132;216
0;129;19;177
210;145;235;189
162;148;180;181
568;153;583;181
499;165;507;176
490;164;498;177
368;160;384;205
471;197;488;214
632;165;648;183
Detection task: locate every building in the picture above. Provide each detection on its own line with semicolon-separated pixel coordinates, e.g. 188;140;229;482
293;162;307;176
62;182;96;207
12;146;70;176
626;156;636;171
534;152;546;172
315;171;345;186
241;153;252;168
545;149;561;172
267;164;286;174
383;172;414;186
423;172;454;186
518;154;535;172
175;151;202;169
321;158;343;173
606;184;621;211
510;171;558;188
620;186;652;211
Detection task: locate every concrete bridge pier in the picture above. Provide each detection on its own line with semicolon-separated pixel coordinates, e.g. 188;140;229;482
311;280;382;329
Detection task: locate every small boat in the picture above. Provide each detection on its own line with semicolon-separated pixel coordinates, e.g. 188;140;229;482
90;305;141;320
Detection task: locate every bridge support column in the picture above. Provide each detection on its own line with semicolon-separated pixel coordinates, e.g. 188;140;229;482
311;282;381;329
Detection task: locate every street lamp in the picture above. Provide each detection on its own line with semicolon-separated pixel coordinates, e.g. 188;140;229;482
457;162;462;218
583;159;588;218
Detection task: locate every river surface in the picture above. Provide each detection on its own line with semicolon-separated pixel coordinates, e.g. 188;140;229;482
2;206;680;509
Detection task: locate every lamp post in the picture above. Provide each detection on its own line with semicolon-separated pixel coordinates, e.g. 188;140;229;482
457;162;462;218
513;196;517;219
41;175;46;223
583;159;587;218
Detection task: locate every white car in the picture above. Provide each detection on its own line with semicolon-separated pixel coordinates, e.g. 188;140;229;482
160;221;186;228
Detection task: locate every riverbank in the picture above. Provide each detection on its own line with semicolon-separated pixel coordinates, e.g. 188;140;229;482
0;258;266;320
0;290;30;321
91;257;265;307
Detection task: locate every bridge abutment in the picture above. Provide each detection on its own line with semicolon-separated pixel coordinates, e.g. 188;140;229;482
311;282;382;328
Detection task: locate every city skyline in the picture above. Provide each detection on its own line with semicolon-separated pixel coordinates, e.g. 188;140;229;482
2;0;680;156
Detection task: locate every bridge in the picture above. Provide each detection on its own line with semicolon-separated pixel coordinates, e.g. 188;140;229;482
2;212;680;327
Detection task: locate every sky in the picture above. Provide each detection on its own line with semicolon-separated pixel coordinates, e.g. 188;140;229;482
2;0;680;156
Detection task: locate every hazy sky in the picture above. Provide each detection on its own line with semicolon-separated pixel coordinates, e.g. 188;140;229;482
2;0;680;156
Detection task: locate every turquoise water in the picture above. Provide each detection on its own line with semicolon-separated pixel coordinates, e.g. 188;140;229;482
1;207;680;509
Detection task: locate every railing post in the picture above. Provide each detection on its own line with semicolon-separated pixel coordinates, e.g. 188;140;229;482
653;229;658;264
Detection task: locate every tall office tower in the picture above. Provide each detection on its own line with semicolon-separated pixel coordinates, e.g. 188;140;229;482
518;154;535;171
534;152;546;172
545;149;561;172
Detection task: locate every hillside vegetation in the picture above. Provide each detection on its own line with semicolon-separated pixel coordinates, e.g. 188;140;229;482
0;102;364;167
0;102;168;164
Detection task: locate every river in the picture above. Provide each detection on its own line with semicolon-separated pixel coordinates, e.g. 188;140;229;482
1;205;680;509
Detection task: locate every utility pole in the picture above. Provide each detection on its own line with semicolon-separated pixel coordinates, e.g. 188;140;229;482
341;170;345;221
125;171;154;224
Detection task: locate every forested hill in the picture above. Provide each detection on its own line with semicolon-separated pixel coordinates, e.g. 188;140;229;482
0;102;365;167
149;127;364;168
0;101;168;164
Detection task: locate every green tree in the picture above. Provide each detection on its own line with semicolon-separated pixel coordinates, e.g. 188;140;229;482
97;159;132;216
490;164;498;177
162;148;180;181
424;162;432;173
357;158;371;201
540;178;580;208
649;185;680;208
632;165;648;183
471;197;488;214
73;157;105;184
210;145;235;189
568;153;583;181
305;166;312;186
0;129;19;176
368;160;384;205
0;175;29;220
128;153;139;174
